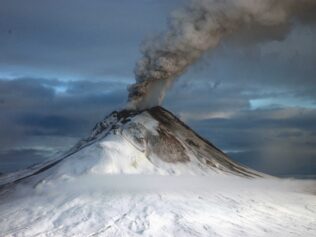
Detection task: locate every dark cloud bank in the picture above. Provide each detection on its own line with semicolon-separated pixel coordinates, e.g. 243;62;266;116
0;78;126;172
1;76;315;176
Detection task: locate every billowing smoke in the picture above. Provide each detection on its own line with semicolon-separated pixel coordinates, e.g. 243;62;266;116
127;0;316;110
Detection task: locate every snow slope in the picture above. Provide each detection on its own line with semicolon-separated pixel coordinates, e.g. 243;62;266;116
0;106;315;236
0;175;315;237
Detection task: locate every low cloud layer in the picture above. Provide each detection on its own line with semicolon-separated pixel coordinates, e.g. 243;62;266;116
1;76;315;176
0;78;126;172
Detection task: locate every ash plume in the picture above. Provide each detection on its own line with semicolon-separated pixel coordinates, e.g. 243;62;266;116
127;0;316;110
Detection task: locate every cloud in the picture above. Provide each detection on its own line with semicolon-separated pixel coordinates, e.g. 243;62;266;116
0;148;54;173
16;114;83;136
1;76;315;176
183;107;316;176
0;78;126;160
0;0;181;80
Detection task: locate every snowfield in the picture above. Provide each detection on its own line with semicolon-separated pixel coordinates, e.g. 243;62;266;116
0;175;315;237
0;107;315;236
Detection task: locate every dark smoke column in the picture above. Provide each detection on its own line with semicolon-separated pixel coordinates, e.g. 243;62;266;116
127;0;316;111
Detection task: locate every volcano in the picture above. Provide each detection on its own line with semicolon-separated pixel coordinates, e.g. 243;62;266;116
0;106;259;188
0;107;315;237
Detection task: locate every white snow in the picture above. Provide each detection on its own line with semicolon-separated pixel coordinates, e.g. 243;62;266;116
130;112;159;136
0;175;315;237
0;109;315;236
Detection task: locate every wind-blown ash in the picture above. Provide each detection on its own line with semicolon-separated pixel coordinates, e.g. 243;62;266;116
128;0;316;110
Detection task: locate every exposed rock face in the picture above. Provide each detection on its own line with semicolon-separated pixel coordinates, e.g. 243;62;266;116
146;107;260;177
75;106;261;177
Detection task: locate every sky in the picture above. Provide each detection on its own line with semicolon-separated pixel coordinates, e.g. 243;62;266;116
0;0;316;177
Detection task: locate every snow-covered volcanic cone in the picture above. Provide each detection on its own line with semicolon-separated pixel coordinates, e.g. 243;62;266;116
0;107;315;236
